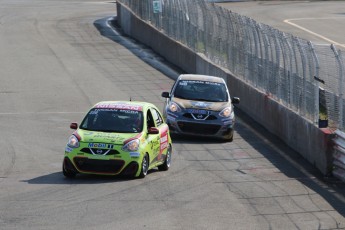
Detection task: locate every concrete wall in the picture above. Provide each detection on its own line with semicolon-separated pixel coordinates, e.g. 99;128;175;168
116;3;334;175
117;4;196;74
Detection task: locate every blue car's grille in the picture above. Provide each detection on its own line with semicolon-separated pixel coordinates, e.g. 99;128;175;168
177;122;221;135
183;113;217;120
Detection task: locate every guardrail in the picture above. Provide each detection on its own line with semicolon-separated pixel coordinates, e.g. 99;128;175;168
333;130;345;181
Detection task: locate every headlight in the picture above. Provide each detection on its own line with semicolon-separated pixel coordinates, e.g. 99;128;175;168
169;102;181;113
219;107;233;118
67;135;80;148
122;139;140;152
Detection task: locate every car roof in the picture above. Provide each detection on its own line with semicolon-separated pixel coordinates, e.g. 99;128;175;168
92;101;156;111
178;74;225;83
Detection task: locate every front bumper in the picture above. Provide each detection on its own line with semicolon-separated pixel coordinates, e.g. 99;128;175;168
63;157;139;177
64;144;142;177
166;111;234;139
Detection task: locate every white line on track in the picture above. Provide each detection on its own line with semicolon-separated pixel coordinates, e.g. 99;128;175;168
284;17;345;48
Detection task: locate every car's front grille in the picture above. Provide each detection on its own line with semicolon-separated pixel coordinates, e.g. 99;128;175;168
80;148;120;155
73;157;125;174
177;122;221;135
183;113;217;120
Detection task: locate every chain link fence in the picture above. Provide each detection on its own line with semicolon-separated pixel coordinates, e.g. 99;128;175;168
118;0;345;131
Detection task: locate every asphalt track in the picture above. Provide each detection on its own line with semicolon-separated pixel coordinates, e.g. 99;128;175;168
1;0;345;229
217;1;345;49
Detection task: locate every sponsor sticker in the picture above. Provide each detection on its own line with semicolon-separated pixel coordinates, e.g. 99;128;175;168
65;146;73;153
88;143;114;149
191;101;211;108
130;152;140;158
84;131;94;136
167;115;177;121
222;118;233;125
159;128;169;153
179;80;221;86
95;103;143;111
187;109;208;114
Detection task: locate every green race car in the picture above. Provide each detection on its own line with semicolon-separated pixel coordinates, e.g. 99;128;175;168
63;101;172;178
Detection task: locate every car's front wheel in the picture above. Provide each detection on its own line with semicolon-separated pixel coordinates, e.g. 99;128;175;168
62;160;77;178
223;129;234;142
158;144;172;171
224;134;233;142
139;154;149;178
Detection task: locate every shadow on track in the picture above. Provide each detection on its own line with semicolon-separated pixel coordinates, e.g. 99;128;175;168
235;107;345;217
22;170;159;185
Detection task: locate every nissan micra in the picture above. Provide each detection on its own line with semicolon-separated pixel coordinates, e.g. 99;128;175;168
63;101;172;178
161;74;240;141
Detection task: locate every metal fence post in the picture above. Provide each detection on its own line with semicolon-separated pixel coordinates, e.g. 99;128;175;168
296;38;307;116
340;50;345;130
285;38;294;109
250;19;260;88
331;44;344;130
272;28;281;101
240;16;251;83
257;24;270;92
278;32;288;105
308;41;320;125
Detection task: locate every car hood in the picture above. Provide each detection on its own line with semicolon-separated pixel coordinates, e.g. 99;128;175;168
76;129;142;145
172;97;230;111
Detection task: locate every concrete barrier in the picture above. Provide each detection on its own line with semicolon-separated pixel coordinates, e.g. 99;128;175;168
116;2;334;175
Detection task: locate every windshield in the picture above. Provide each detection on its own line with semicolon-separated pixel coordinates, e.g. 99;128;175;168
80;108;143;133
173;80;228;102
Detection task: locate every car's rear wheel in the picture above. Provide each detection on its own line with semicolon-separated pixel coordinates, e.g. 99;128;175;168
139;154;149;178
62;160;77;178
158;144;172;171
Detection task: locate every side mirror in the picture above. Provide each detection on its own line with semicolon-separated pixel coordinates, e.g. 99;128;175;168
232;97;240;104
70;122;78;130
148;127;159;135
161;92;170;98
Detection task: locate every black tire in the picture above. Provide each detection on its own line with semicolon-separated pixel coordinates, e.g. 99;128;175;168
158;145;172;171
224;130;234;142
62;161;77;178
139;154;149;178
225;134;233;142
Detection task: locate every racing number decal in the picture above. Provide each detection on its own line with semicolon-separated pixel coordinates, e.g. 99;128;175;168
158;127;168;161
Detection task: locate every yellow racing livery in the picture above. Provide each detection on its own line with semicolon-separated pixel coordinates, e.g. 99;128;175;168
63;101;172;178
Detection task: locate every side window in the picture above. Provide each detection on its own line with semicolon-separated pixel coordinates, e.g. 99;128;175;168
151;108;163;127
146;110;155;129
171;80;179;95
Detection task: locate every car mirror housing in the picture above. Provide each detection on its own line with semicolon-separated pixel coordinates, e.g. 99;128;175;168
232;97;240;104
70;122;78;130
161;92;170;98
148;127;159;134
